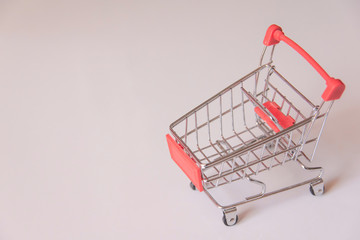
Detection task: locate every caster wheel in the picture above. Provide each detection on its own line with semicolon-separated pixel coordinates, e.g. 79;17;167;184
189;182;197;191
222;214;238;226
310;183;325;196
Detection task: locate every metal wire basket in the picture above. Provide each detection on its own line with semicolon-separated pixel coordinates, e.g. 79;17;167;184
166;24;345;226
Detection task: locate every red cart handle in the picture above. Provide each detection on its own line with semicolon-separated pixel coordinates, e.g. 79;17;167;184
263;24;345;101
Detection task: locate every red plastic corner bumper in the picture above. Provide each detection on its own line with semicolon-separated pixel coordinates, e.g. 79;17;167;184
166;134;203;192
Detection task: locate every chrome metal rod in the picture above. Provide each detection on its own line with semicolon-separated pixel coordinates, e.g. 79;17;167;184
272;69;316;108
203;117;314;168
170;64;270;129
203;176;322;209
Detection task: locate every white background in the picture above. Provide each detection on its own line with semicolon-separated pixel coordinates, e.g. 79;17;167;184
0;0;359;239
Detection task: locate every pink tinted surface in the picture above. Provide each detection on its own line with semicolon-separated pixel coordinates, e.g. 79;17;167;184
0;0;359;239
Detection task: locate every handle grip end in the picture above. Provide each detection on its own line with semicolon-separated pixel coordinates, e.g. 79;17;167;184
321;78;345;101
263;24;283;46
263;24;345;101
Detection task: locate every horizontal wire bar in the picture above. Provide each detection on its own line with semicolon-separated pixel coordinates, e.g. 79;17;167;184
193;123;262;155
272;69;316;108
204;137;318;183
170;64;270;129
179;91;266;139
266;82;307;120
202;113;324;168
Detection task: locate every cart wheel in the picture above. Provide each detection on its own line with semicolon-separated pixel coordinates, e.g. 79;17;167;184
189;182;197;191
310;180;325;196
222;214;238;226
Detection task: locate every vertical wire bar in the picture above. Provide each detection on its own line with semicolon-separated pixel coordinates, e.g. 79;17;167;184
265;81;307;120
272;91;277;102
270;138;280;168
256;145;266;174
231;88;235;132
286;104;292;115
230;87;246;145
259;46;268;67
280;98;285;110
197;147;222;190
218;95;235;152
241;82;247;127
233;85;249;146
217;141;242;183
259;144;266;161
293;107;320;161
254;70;260;97
270;45;276;62
297;123;309;149
216;161;225;187
310;101;334;161
219;95;223;137
184;117;188;144
283;131;293;164
194;111;199;147
230;156;238;182
205;103;225;176
293;125;307;160
261;66;274;103
293;112;304;135
207;104;211;142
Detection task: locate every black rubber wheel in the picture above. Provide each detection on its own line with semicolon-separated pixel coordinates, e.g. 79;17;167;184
309;185;315;196
310;185;325;196
222;214;238;226
189;182;197;191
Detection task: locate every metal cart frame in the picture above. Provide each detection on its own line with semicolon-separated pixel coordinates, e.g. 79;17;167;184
166;25;345;226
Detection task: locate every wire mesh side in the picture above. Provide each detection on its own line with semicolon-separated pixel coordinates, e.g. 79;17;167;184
170;64;329;190
201;120;321;189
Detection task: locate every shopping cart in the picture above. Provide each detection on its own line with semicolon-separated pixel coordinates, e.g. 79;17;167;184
166;24;345;226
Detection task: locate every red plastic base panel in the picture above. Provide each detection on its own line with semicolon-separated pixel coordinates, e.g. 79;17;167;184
255;101;295;133
166;134;203;192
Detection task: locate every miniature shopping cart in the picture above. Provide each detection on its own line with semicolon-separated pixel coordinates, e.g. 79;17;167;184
166;25;345;226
